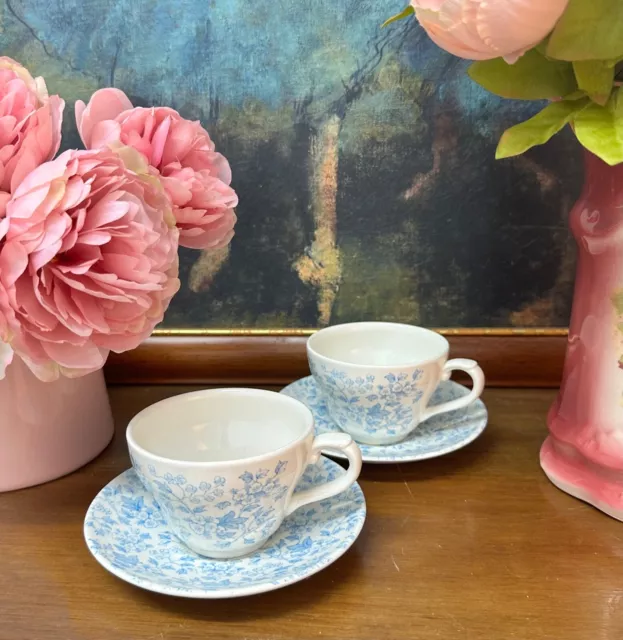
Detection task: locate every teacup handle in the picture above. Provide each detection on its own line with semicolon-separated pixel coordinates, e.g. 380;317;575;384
420;358;485;422
284;433;362;517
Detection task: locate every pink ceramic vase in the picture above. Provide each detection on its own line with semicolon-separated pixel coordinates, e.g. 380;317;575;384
541;151;623;520
0;356;114;492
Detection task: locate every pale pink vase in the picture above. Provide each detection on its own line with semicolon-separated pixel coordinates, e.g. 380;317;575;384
541;151;623;520
0;356;114;492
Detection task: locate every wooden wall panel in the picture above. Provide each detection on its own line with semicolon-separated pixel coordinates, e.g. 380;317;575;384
105;335;567;387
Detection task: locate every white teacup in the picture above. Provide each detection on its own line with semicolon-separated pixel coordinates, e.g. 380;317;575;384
127;388;362;559
307;322;485;445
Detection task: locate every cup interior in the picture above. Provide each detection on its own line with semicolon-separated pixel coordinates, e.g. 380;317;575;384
308;322;448;367
127;389;312;463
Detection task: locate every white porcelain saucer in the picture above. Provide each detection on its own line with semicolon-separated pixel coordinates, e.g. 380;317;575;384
84;456;366;598
281;377;488;464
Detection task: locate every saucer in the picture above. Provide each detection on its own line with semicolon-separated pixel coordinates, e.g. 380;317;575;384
281;377;488;464
84;456;366;598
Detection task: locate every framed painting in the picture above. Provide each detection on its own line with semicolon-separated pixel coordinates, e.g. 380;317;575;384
1;0;575;385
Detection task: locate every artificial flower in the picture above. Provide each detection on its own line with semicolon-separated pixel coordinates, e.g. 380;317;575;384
410;0;569;63
0;147;179;380
75;88;237;250
0;57;64;212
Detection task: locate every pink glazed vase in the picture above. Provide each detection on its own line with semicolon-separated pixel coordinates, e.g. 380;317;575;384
0;356;114;492
541;151;623;520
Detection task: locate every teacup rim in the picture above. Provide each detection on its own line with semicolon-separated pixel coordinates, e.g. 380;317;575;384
126;388;315;468
307;321;449;369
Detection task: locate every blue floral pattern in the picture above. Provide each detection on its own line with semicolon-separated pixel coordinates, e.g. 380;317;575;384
84;457;366;598
132;460;290;554
309;362;425;440
281;377;488;463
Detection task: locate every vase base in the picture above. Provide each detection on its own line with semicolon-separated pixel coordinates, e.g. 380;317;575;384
541;435;623;521
0;360;115;493
0;426;114;493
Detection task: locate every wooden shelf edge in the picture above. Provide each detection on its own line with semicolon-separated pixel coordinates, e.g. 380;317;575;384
104;334;567;388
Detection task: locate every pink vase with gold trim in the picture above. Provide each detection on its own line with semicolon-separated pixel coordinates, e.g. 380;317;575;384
0;356;114;492
541;151;623;520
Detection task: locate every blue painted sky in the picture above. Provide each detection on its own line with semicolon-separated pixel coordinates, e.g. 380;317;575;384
13;0;405;107
9;0;514;117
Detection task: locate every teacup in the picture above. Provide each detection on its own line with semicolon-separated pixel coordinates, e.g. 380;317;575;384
127;388;362;559
307;322;485;445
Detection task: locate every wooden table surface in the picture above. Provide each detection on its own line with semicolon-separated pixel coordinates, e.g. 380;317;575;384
2;386;623;640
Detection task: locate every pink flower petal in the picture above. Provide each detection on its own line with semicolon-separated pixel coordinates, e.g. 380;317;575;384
474;0;569;59
160;118;200;166
413;0;570;61
76;88;133;147
90;119;123;149
0;242;28;287
0;192;10;221
41;339;106;369
72;291;110;333
82;196;129;230
30;239;62;271
150;115;172;167
78;230;112;246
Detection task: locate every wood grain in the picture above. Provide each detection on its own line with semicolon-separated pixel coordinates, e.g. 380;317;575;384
105;335;567;387
2;386;622;640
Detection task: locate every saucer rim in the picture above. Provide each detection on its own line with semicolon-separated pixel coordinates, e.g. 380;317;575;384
84;459;366;599
280;377;488;464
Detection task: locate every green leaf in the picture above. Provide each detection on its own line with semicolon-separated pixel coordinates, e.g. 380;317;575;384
547;0;623;61
381;5;414;28
496;99;590;159
574;90;623;165
535;38;550;57
573;60;614;105
564;90;588;101
468;49;576;100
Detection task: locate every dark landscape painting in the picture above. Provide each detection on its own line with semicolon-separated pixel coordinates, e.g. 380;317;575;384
1;0;583;329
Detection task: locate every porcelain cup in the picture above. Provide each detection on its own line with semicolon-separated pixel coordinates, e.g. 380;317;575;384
126;388;362;559
307;322;485;445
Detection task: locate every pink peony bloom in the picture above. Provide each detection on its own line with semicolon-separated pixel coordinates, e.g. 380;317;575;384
410;0;570;63
0;147;180;381
75;88;237;250
0;57;64;213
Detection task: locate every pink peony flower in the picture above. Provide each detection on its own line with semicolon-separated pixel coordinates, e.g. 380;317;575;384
410;0;570;63
75;88;237;250
0;57;64;213
0;147;180;381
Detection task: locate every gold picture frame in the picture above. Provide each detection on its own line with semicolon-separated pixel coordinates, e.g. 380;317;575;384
153;327;569;337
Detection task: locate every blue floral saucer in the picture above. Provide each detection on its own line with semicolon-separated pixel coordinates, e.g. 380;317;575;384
84;456;366;598
281;377;488;464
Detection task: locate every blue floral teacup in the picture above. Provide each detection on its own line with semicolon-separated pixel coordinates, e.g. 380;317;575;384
126;388;362;559
307;322;485;445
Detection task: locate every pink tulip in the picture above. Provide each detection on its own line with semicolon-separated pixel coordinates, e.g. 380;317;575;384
75;88;238;250
410;0;570;62
0;147;180;381
0;57;64;210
